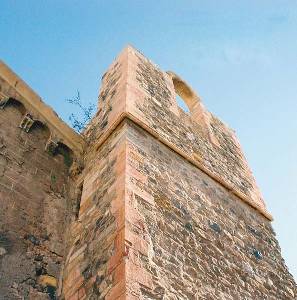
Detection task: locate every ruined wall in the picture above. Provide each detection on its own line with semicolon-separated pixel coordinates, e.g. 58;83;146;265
0;67;83;299
125;120;296;299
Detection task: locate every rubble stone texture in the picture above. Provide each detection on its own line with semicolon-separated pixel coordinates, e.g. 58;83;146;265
0;46;296;299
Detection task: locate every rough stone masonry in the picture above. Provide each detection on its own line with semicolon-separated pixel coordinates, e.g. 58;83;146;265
0;46;296;300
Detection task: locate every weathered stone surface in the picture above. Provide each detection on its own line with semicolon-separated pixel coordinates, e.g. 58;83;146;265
86;46;270;219
124;120;296;299
61;123;127;300
1;46;296;299
0;66;78;299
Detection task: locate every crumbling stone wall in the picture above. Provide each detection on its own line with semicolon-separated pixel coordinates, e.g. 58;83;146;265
0;89;76;299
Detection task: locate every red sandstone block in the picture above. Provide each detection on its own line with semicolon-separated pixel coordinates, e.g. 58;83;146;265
126;164;147;184
113;261;126;284
69;245;87;264
116;159;126;175
125;248;141;267
108;228;125;273
67;292;78;300
64;276;84;299
125;229;148;256
126;184;154;206
114;182;125;199
78;287;86;299
79;196;92;214
80;184;97;203
113;208;125;229
125;204;145;230
126;261;152;290
63;267;80;287
111;193;125;214
105;279;126;300
127;148;144;163
117;143;126;156
116;294;127;300
105;231;118;247
125;291;140;300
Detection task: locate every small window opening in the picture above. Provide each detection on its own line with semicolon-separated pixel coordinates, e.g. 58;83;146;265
167;71;199;115
30;121;51;141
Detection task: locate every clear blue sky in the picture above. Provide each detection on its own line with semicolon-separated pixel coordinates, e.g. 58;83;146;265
1;1;296;280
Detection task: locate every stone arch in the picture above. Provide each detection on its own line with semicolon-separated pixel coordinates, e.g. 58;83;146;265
29;120;51;142
1;97;26;115
166;71;202;115
54;142;74;168
0;94;82;169
167;71;220;146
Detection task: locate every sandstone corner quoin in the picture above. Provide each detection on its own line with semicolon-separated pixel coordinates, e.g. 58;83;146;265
0;46;296;299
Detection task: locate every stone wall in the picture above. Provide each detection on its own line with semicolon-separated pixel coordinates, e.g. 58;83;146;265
125;120;296;299
61;123;127;300
59;46;295;299
59;117;297;299
0;98;74;299
0;46;296;300
87;46;271;219
0;64;83;300
125;47;268;217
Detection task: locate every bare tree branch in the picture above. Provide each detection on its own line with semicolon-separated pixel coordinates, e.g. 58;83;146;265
66;91;95;132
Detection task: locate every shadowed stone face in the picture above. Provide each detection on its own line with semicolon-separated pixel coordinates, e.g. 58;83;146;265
0;97;74;299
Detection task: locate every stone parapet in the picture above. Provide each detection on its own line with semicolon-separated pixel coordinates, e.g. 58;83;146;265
0;60;85;157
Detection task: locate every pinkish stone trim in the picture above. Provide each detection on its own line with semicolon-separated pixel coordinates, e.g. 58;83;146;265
94;112;273;221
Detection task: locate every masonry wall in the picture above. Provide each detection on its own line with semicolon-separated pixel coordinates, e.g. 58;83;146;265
1;47;296;300
61;123;127;300
59;46;296;300
125;120;297;299
0;92;75;299
125;48;267;216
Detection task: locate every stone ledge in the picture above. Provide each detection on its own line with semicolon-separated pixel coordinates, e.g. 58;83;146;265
94;112;273;221
0;60;85;156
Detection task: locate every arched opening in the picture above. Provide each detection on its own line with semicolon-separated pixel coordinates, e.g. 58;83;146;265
166;71;201;114
2;98;26;115
166;71;219;145
30;121;51;142
175;94;190;113
55;142;74;168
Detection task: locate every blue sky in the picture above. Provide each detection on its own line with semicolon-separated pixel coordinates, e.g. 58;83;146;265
1;1;296;280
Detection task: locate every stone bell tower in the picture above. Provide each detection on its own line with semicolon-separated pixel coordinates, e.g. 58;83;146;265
0;46;296;299
60;46;296;299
